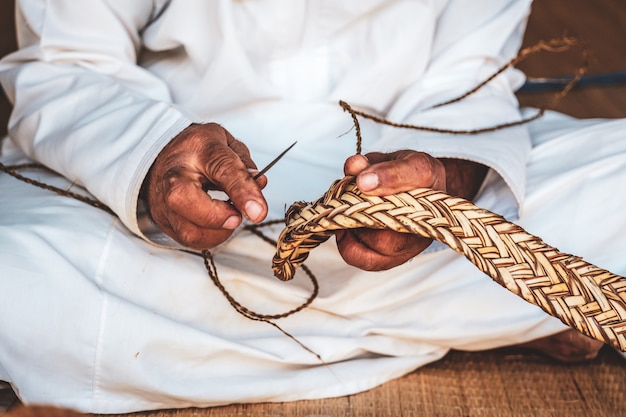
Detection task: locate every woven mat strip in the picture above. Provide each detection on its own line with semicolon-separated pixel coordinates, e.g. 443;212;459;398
272;176;626;351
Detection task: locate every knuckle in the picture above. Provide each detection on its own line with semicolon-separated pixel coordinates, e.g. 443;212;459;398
343;250;378;271
352;256;382;272
179;228;232;250
208;153;238;182
164;180;190;209
177;227;202;247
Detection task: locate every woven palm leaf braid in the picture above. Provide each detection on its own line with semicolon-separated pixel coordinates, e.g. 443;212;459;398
272;176;626;352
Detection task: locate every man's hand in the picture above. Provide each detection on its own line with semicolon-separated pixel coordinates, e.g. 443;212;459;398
144;123;268;250
336;151;487;271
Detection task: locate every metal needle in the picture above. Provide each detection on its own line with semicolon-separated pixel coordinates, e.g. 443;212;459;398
219;141;298;204
204;140;298;195
252;141;298;180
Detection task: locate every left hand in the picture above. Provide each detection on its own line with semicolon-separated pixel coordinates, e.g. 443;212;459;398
335;151;446;271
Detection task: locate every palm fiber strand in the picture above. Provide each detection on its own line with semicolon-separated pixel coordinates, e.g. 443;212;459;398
272;176;626;352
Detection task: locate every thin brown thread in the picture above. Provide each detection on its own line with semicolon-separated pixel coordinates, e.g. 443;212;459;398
340;36;588;154
343;103;363;155
196;222;320;321
201;248;323;361
0;162;114;214
431;36;587;108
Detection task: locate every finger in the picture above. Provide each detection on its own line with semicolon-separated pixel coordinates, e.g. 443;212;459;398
147;173;240;249
224;130;268;189
350;228;429;257
343;154;370;176
227;133;258;171
201;141;268;223
356;151;445;195
166;174;242;229
335;229;385;271
205;168;268;192
335;228;430;271
165;212;235;250
251;169;269;190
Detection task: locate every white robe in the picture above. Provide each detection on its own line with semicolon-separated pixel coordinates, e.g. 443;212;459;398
1;0;626;413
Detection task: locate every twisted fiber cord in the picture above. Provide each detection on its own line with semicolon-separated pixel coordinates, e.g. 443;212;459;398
339;37;588;142
432;36;588;110
203;220;320;322
0;162;114;214
201;245;324;361
272;176;626;352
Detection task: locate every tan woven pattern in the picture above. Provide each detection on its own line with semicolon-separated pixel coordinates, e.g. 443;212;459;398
272;176;626;351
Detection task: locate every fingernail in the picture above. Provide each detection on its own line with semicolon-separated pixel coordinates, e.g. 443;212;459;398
222;215;241;229
244;200;264;222
359;173;378;191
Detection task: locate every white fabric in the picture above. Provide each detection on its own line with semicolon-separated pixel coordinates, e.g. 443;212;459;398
0;0;625;414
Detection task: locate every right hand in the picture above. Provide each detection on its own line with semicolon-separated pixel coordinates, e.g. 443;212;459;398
335;151;488;271
144;123;268;250
335;151;446;271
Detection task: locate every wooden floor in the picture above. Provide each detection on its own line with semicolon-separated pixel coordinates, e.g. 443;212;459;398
1;1;626;416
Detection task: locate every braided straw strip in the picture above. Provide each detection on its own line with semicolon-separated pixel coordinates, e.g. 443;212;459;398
272;176;626;351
